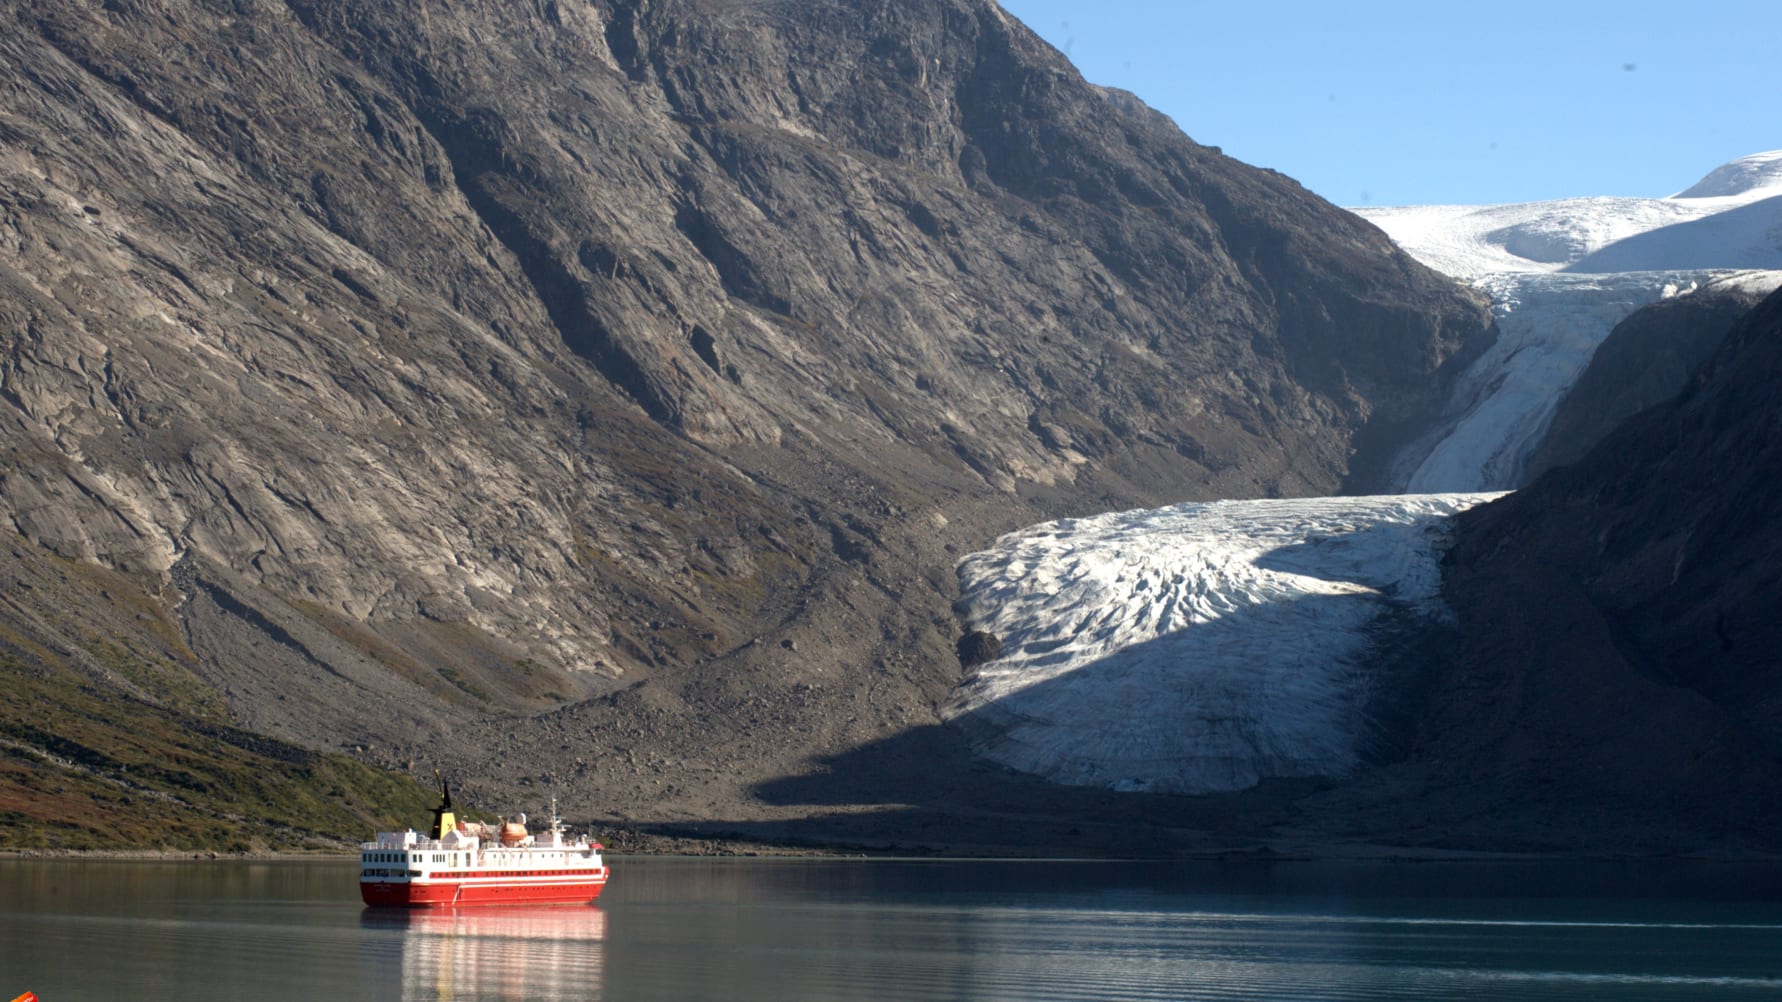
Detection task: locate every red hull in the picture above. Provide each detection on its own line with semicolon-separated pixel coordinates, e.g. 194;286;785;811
362;872;607;908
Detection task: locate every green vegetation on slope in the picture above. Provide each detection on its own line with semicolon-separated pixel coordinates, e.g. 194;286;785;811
0;658;437;851
0;541;440;852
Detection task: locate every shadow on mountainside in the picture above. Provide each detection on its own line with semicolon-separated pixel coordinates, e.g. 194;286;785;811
1565;193;1782;272
649;591;1431;856
648;719;1314;857
624;567;1782;857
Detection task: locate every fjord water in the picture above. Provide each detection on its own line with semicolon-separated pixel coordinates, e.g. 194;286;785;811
5;858;1782;1000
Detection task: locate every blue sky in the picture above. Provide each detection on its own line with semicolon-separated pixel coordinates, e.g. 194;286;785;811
996;1;1779;207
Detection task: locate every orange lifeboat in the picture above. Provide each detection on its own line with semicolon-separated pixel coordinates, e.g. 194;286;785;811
498;820;528;846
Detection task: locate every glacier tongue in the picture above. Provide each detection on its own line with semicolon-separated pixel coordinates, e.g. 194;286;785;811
945;494;1502;794
1357;151;1782;491
1394;270;1780;492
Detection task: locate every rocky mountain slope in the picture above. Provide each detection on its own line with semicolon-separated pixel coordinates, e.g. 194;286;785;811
0;0;1491;847
1367;285;1782;851
1525;278;1771;479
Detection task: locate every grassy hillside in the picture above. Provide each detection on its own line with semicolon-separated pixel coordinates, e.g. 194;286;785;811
0;660;438;851
0;537;438;852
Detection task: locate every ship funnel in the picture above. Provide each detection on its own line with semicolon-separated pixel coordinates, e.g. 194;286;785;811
430;771;456;840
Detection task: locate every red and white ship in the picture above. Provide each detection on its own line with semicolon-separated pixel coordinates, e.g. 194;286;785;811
360;785;609;907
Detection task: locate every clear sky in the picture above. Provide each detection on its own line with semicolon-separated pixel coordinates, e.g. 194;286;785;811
995;1;1779;207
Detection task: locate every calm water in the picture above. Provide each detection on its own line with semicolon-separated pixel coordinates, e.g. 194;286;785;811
5;856;1782;1000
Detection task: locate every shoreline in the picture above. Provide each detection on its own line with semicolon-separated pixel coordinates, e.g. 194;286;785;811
7;834;1781;865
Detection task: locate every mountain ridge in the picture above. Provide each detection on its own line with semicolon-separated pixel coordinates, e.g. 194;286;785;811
1;0;1492;847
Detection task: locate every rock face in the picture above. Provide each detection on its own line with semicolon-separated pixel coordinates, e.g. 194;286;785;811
1524;279;1770;479
1331;286;1782;851
1;0;1492;841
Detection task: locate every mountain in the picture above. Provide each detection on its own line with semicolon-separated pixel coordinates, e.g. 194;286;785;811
1377;284;1782;851
1355;153;1782;491
0;0;1492;848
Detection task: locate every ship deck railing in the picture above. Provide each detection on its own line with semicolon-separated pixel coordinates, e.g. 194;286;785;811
359;836;597;853
360;836;462;851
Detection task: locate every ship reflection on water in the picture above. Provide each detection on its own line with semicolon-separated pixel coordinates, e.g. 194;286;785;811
362;905;607;1001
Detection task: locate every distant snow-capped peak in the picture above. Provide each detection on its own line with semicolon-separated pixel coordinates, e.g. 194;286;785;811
1354;150;1782;279
1672;150;1782;199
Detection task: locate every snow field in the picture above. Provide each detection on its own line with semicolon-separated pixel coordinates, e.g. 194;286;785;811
1353;150;1782;279
946;494;1502;794
1362;151;1782;491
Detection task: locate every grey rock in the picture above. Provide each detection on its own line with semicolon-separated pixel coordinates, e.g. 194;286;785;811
1;0;1492;844
1335;286;1782;853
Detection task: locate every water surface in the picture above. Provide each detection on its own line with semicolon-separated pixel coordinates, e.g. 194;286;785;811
4;856;1782;1000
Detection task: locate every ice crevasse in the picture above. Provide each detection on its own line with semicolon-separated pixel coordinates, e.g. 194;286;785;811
945;494;1500;794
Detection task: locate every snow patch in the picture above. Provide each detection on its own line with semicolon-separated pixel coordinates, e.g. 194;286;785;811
946;494;1502;794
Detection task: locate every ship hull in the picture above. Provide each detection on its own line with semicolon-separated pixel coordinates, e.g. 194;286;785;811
361;873;607;908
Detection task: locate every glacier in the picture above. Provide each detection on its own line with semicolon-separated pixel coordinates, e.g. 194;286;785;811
1392;269;1781;492
945;494;1501;793
1361;150;1782;491
946;152;1782;794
